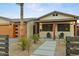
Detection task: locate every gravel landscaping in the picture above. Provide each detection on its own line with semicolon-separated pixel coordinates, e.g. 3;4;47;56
9;39;45;56
54;39;66;56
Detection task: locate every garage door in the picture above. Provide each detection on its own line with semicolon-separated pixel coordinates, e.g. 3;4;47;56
0;25;10;36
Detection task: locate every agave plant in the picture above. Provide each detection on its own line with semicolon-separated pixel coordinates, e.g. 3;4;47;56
32;34;39;44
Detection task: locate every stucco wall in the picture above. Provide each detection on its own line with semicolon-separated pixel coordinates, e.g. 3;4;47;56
39;21;75;39
39;23;53;38
39;31;53;38
55;22;75;39
27;21;34;39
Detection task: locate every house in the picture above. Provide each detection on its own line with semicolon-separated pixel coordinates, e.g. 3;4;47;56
0;11;79;39
0;17;35;38
33;11;79;39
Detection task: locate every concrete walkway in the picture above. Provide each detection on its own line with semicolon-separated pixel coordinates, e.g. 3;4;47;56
31;40;56;56
9;38;18;44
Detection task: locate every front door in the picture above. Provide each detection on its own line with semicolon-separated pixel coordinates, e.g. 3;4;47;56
33;22;39;34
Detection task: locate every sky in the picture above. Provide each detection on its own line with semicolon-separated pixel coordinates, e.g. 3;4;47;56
0;3;79;19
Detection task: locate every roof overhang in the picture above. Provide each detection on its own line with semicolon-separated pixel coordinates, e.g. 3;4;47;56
35;18;77;22
37;11;79;20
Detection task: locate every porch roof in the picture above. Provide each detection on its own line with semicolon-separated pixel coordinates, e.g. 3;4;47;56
34;18;77;22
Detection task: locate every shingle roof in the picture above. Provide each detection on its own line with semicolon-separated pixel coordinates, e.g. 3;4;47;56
11;18;36;22
0;16;12;22
0;16;36;22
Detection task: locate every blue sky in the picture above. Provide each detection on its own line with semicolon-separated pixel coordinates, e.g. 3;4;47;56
0;3;79;19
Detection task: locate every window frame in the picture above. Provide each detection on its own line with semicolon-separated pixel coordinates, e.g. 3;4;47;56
57;24;70;31
42;24;53;31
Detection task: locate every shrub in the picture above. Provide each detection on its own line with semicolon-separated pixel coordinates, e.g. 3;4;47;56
32;34;39;44
26;38;32;55
19;37;31;51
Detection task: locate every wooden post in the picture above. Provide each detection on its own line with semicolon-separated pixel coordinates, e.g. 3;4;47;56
74;20;77;36
66;36;70;56
53;23;56;40
35;23;37;34
0;35;9;56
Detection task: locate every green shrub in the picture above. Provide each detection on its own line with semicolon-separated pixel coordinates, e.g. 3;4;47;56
32;34;39;44
19;37;31;51
19;37;27;51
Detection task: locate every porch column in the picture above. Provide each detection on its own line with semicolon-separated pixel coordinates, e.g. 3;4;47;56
35;22;37;34
74;20;77;36
53;23;56;40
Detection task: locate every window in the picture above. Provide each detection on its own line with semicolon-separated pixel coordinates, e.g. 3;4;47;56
42;24;53;31
57;24;70;31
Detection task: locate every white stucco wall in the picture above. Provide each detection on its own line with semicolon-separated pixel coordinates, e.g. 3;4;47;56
55;22;75;39
39;23;53;38
39;21;75;39
27;21;34;39
39;31;53;39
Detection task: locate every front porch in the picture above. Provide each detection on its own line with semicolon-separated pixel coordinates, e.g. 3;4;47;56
33;21;77;40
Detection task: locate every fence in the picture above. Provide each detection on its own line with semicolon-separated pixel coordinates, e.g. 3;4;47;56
66;36;79;56
0;35;9;56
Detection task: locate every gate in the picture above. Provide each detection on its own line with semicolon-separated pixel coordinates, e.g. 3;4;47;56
0;35;9;56
66;36;79;56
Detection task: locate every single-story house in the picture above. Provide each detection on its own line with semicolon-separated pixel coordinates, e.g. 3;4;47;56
0;11;79;39
33;11;79;39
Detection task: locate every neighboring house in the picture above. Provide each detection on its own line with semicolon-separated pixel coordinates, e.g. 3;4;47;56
33;11;79;39
0;17;35;38
0;11;79;39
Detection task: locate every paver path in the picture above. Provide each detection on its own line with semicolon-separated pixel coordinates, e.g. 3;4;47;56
31;40;56;56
